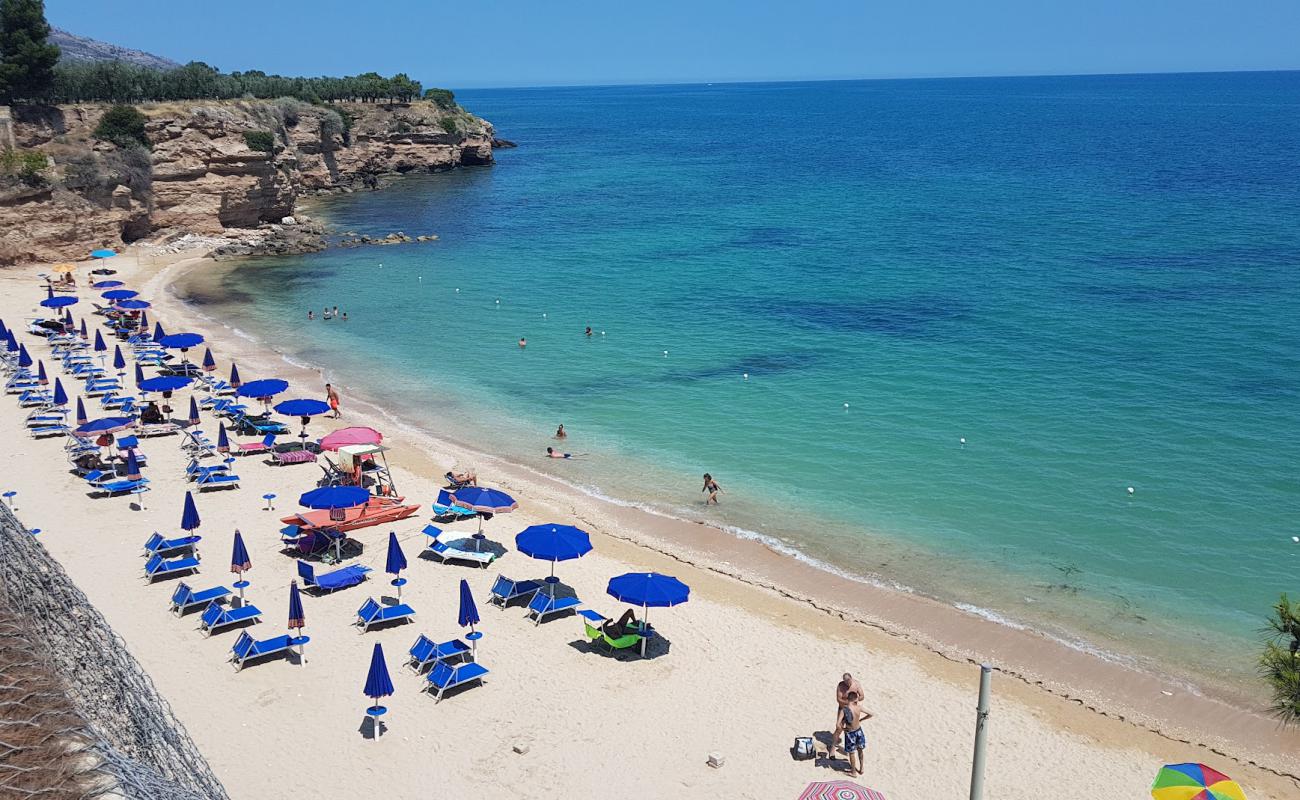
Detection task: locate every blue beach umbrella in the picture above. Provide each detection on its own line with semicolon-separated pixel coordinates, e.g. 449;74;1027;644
36;360;47;385
187;395;200;426
90;248;116;259
363;642;394;735
93;329;107;353
52;378;67;408
451;486;518;514
139;375;192;393
606;572;690;655
159;332;204;350
180;490;201;532
152;322;165;341
134;363;145;387
299;485;369;522
75;396;88;426
458;578;480;632
201;347;216;372
139;310;149;328
216;422;229;453
229;362;242;388
74;416;135;437
230;529;251;571
17;344;32;368
275;398;331;417
112;344;126;373
40;294;78;309
125;449;141;481
386;531;408;598
0;318;6;339
236;378;289;399
101;289;138;300
288;580;305;631
62;309;73;327
92;280;124;289
5;332;17;352
515;523;592;581
114;299;150;310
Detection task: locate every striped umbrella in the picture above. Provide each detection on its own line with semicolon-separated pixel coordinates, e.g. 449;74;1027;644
798;782;888;800
287;580;305;631
187;395;200;426
1151;764;1246;800
124;449;142;481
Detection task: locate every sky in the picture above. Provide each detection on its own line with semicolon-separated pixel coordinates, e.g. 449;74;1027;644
45;0;1300;89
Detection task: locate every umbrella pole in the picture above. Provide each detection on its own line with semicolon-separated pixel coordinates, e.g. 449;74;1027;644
969;664;992;800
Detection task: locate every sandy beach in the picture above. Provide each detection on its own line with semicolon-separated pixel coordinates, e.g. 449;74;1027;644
2;251;1297;800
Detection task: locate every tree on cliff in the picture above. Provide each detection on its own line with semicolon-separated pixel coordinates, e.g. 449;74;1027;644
1262;594;1300;725
0;0;60;103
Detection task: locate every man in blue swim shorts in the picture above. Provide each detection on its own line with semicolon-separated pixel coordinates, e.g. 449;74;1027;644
841;690;872;776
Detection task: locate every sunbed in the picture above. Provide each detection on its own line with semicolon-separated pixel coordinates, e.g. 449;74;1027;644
235;433;276;455
487;574;543;609
83;471;149;497
279;496;420;535
297;559;371;593
443;472;474;490
525;590;582;626
229;631;295;671
422;525;497;568
30;423;69;438
195;469;240;491
425;660;489;703
18;390;54;407
143;532;201;557
169;582;231;615
137;422;179;437
200;600;263;636
355;597;416;632
406;634;471;673
579;609;645;654
272;448;317;466
431;489;479;522
116;435;147;466
144;553;199;582
234;413;289;436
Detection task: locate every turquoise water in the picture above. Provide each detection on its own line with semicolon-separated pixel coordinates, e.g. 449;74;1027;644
182;73;1300;694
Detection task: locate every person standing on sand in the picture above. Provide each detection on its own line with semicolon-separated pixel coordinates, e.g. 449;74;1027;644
832;672;865;751
702;473;723;504
325;383;340;418
840;691;872;776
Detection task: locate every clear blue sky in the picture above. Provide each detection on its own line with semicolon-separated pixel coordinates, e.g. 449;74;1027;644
46;0;1300;89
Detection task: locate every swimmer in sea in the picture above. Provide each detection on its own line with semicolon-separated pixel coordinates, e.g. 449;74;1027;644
585;326;593;337
546;447;579;459
555;424;566;439
519;337;527;348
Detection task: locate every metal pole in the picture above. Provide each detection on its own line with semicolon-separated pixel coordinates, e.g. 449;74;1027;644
969;664;992;800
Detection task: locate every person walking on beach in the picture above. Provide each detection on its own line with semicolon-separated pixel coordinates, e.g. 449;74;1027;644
702;473;723;504
832;673;865;752
325;383;341;418
840;691;872;776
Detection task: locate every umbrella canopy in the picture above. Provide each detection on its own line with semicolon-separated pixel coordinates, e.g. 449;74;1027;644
36;360;47;385
75;396;88;426
74;416;135;437
798;782;888;800
230;530;251;573
515;524;592;563
458;578;480;630
90;249;117;259
125;449;142;481
52;378;67;407
50;263;76;273
275;398;331;418
364;642;394;701
152;322;165;341
1151;764;1246;800
319;426;383;451
288;581;305;630
159;332;204;350
134;363;145;386
187;395;200;426
229;363;241;388
180;491;201;532
201;347;216;372
452;487;518;514
385;531;407;576
114;299;150;310
139;375;192;393
101;289;138;300
299;485;370;510
17;344;32;368
93;329;107;352
112;345;126;371
216;423;229;453
607;572;690;608
236;378;289;399
40;294;78;309
92;280;124;289
78;318;87;338
5;332;17;352
62;309;74;326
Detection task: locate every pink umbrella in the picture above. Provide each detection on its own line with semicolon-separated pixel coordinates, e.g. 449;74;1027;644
798;782;887;800
319;426;383;451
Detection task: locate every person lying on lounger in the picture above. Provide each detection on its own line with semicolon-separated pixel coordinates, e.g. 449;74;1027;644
449;469;478;486
140;402;164;425
74;453;111;473
602;609;639;638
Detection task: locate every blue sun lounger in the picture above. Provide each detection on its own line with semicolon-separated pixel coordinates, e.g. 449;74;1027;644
143;532;201;557
525;590;582;626
431;489;479;521
144;553;199;582
488;574;543;609
229;631;295;671
169;582;231;615
355;597;416;632
426;660;489;703
84;471;149;497
297;560;371;593
422;525;497;568
195;470;240;491
200;600;263;636
405;634;472;673
30;423;69;438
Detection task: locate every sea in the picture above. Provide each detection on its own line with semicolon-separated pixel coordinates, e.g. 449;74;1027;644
176;72;1300;699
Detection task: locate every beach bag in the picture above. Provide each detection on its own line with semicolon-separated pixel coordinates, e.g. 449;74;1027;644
792;736;815;760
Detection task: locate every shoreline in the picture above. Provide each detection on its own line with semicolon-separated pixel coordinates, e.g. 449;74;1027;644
145;251;1300;781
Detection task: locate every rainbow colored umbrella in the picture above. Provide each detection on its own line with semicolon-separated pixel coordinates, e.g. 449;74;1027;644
1151;764;1247;800
798;781;887;800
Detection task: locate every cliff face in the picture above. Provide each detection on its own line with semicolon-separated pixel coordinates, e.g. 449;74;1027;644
0;99;495;265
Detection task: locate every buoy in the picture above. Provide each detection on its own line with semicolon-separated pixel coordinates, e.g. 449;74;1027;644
543;313;547;319
455;288;460;293
843;403;849;409
743;373;749;380
960;437;966;445
601;331;605;335
496;299;501;305
663;350;668;357
1292;536;1299;543
417;276;422;281
1127;487;1135;495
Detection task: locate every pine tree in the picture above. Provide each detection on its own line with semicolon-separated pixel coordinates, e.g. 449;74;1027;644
1261;594;1300;725
0;0;61;103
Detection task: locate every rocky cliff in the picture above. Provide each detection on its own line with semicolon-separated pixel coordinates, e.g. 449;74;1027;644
0;99;496;265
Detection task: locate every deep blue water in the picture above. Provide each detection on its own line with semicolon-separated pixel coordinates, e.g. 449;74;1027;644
186;73;1300;693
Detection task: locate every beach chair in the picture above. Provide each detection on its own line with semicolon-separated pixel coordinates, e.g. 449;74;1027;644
579;609;645;655
195;469;240;491
297;560;371;593
235;413;289;436
29;423;69;439
200;600;263;636
355;597;416;632
84;378;121;397
100;393;134;411
406;634;472;673
525;590;582;626
84;471;149;497
18;390;54;407
182;429;216;457
421;525;497;568
143;532;201;558
137;422;179;437
144;553;199;582
210;398;250;418
431;490;479;522
235;433;276;456
185;458;228;481
273;448;317;466
443;472;473;490
169;582;231;616
117;435;147;466
25;408;67;427
229;631;295;671
488;574;543;609
425;659;489;703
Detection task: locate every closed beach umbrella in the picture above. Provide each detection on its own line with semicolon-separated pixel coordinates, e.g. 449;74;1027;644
515;523;592;581
180;490;201;532
230;528;252;601
187;395;200;426
201;347;216;372
92;280;123;289
36;360;47;385
139;310;149;329
112;345;126;373
78;318;87;339
90;248;116;259
229;362;241;388
134;363;145;387
288;580;305;631
385;531;408;599
6;331;18;352
319;426;383;451
216;422;229;453
363;642;394;738
1151;764;1246;800
101;289;138;300
17;344;32;368
62;309;73;327
798;782;888;800
52;378;67;407
458;578;480;633
125;449;141;481
93;329;106;353
74;416;134;437
0;318;6;339
152;322;165;341
75;396;88;426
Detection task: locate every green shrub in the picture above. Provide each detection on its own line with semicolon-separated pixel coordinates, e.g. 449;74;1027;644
243;130;275;152
0;148;49;185
438;116;459;135
1262;594;1300;726
93;105;150;149
424;87;455;110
